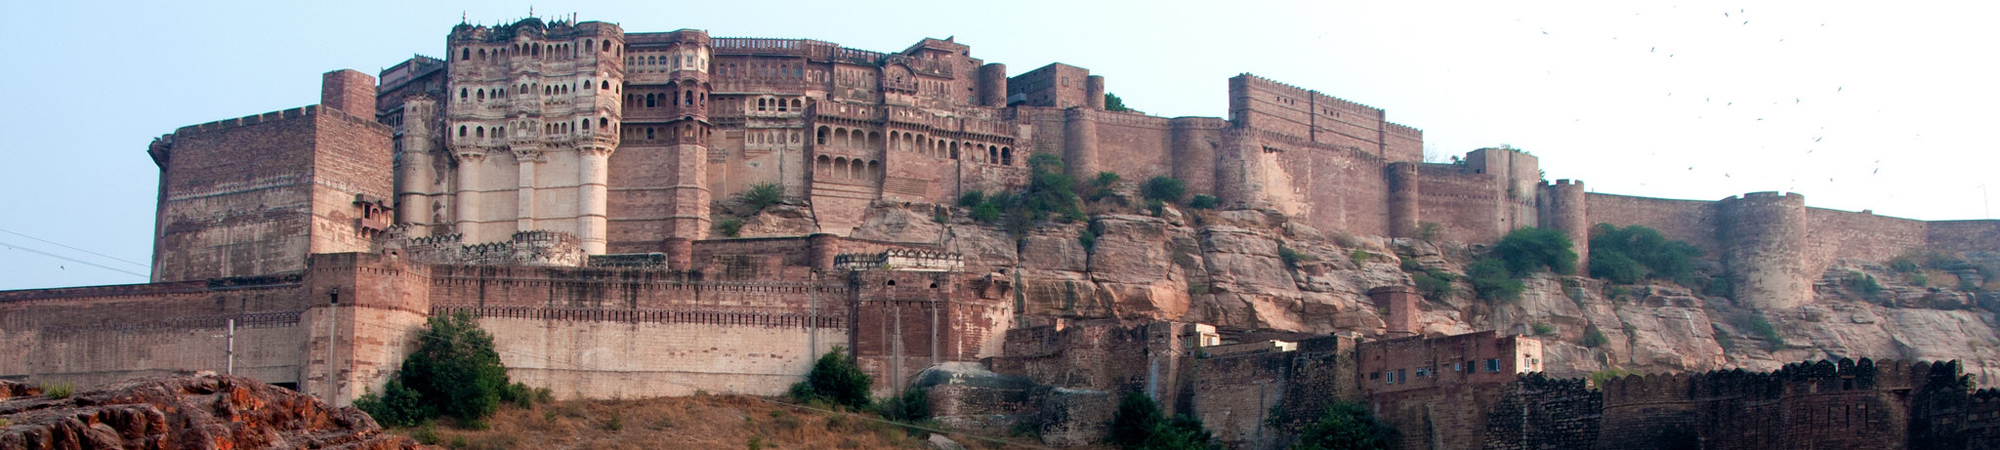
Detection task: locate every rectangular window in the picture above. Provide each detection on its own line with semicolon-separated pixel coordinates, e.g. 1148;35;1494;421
1486;358;1502;373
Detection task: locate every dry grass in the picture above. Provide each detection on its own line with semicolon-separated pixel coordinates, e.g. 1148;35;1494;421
385;394;1045;450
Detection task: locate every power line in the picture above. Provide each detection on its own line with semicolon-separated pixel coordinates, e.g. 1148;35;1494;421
0;226;150;269
0;240;149;279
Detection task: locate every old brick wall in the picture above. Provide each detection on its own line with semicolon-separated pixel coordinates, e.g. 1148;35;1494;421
1582;193;1723;255
1805;208;1930;277
309;109;395;256
0;277;310;389
1251;131;1394;238
458;309;847;399
1188;350;1293;449
1927;220;2000;255
1415;164;1505;245
1479;375;1602;450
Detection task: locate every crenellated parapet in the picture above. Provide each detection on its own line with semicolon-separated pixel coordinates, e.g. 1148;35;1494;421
835;249;966;272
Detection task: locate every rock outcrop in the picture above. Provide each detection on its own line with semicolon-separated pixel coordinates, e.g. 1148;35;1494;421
0;373;419;450
848;200;2000;380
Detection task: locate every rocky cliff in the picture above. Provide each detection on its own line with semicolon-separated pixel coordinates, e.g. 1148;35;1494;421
0;373;419;450
805;199;2000;381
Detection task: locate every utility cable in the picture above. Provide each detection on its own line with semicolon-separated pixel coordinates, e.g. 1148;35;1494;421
0;239;149;279
0;226;150;269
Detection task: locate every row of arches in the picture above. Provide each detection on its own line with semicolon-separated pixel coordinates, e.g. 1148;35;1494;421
814;126;881;150
815;155;881;182
755;97;803;112
746;129;802;146
455;37;620;64
454;116;617;140
624;124;707;142
627;90;704;108
810;126;1011;166
458;78;617;102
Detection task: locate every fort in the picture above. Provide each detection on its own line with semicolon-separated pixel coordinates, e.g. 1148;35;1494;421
6;17;2000;449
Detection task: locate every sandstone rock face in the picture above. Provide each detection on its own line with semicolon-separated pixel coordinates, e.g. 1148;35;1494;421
0;373;419;450
852;202;2000;379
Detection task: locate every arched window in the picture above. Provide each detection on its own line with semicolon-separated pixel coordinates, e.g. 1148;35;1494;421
816;126;829;145
792;99;802;109
603;40;612;52
867;160;881;181
646;127;655;140
477;48;486;60
585;39;593;52
460;48;470;60
459;87;467;99
684;90;694;106
582;119;590;131
476;89;484;100
475;126;484;138
989;146;999;164
817;155;832;176
1001;147;1013;166
602;81;610;90
949;142;959;159
868;131;882;149
458;125;466;137
497;126;504;137
645;93;656;108
600;117;609;129
757;98;767;111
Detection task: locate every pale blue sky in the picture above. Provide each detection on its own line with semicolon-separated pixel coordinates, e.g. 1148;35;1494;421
2;0;1993;290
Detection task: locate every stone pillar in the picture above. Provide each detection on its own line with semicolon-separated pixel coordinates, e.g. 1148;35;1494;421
1386;162;1421;238
515;149;539;232
1547;180;1590;270
453;151;484;241
1084;75;1106;110
395;98;437;228
577;147;611;254
1063;108;1099;181
1368;286;1420;338
320;69;376;116
667;141;711;242
979;63;1008;107
1720;192;1810;310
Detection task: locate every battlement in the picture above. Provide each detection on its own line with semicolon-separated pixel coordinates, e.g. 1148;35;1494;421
448;18;622;43
175;106;317;135
1600;358;1914;405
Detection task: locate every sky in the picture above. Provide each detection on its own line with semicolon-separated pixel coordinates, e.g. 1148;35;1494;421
1;0;1994;290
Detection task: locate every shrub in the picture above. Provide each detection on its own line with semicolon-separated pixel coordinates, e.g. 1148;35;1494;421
1589;224;1700;285
1105;93;1131;112
1731;314;1785;351
881;387;930;423
958;190;985;208
1889;256;1921;273
1109;392;1210;450
1146;199;1166;217
41;382;73;399
741;183;783;212
1494;227;1577;276
1095;171;1122;187
1189;194;1218;209
970;202;1001;223
1411;268;1456;301
359;311;510;427
1288;400;1396;450
1079;230;1098;251
788;346;872;410
1847;271;1882;296
1279;247;1314;269
1349;249;1372;265
715;218;744;238
1703;276;1733;297
1531;322;1556;336
1911;273;1929;287
1582;330;1610;348
1415;222;1444;243
1467;258;1523;303
1142;176;1186;203
1588;369;1636;390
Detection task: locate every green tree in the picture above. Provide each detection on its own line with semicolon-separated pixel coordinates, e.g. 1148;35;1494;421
1493;227;1577;276
1108;392;1210;450
1290;401;1396;450
789;346;873;409
391;311;510;424
1467;258;1524;303
1143;176;1187;203
881;387;930;423
1189;194;1219;209
1105;93;1131;112
1588;224;1700;284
